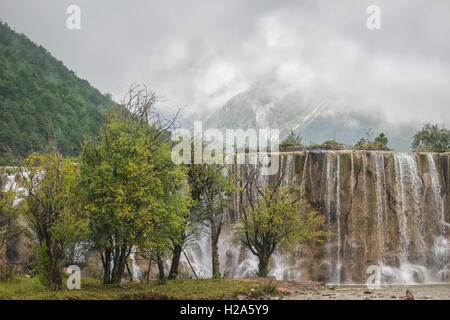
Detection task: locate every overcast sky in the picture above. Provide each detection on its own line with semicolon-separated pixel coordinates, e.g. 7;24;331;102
1;0;449;124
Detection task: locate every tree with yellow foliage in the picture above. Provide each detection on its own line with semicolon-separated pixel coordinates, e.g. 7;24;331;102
19;152;87;289
79;86;191;284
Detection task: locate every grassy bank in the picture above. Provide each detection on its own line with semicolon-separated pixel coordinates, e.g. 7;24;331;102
0;277;277;300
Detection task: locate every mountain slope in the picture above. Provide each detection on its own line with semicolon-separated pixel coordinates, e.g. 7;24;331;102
0;22;114;164
205;82;315;131
205;82;418;151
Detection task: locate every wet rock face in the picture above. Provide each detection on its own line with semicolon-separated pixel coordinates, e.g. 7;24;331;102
203;151;450;284
262;150;450;284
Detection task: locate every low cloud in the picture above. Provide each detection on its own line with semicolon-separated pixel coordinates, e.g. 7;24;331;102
1;0;449;125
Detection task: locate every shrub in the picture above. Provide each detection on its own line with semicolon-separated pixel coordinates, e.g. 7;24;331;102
280;130;302;148
305;140;345;150
354;132;390;151
0;264;18;282
252;280;278;297
411;123;450;152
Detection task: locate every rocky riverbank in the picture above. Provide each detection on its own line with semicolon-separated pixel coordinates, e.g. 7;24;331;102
279;282;450;300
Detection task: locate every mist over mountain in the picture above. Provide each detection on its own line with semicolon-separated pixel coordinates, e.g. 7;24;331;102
203;81;419;151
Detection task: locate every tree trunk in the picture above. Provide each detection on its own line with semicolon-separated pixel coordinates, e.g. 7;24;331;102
168;243;182;280
101;249;112;284
48;243;62;289
156;254;165;280
125;260;132;281
168;234;185;280
210;226;220;278
205;190;221;279
257;252;270;278
110;245;128;284
146;259;152;284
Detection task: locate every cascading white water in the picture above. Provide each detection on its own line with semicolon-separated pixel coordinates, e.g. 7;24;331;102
2;172;26;206
377;153;432;285
335;154;342;284
406;155;426;243
325;152;341;284
300;152;309;192
394;154;411;265
347;152;356;283
361;153;369;274
371;152;387;265
324;152;334;282
129;247;142;281
426;154;450;276
427;154;447;235
282;154;295;186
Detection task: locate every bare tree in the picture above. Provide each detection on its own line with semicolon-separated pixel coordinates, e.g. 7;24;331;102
121;83;181;138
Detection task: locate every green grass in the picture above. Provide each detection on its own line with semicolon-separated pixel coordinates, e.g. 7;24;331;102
0;277;265;300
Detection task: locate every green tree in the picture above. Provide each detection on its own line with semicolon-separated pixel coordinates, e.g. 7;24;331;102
280;130;302;148
354;130;390;151
19;152;86;289
0;188;19;253
167;186;201;280
187;159;235;278
374;132;388;149
79;87;191;284
238;168;326;277
411;123;450;152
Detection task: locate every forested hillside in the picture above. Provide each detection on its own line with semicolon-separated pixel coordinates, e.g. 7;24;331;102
0;22;114;164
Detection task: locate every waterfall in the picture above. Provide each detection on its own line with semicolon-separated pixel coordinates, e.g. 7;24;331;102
361;153;369;273
300;152;309;193
129;152;450;284
397;154;426;255
325;152;333;282
282;154;295;185
325;152;341;284
350;153;355;197
335;154;342;284
406;155;425;241
1;172;26;206
129;247;142;281
426;154;450;277
387;154;431;284
427;154;446;234
347;152;356;283
394;154;412;264
4;150;450;285
371;152;386;265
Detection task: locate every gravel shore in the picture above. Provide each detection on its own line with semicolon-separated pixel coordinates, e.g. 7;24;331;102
282;283;450;300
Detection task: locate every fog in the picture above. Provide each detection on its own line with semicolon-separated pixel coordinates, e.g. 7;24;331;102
1;0;449;125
